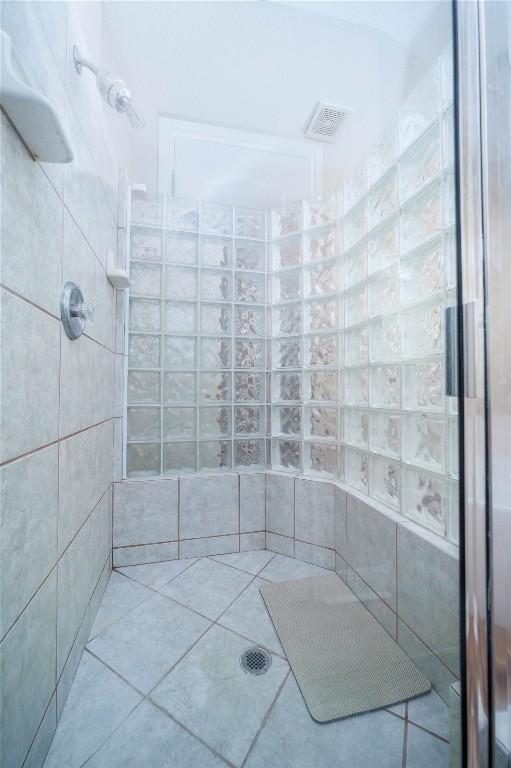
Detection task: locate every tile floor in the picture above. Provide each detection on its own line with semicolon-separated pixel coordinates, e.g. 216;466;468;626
43;550;450;768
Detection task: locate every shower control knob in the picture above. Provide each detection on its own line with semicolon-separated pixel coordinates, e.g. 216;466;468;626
60;281;95;340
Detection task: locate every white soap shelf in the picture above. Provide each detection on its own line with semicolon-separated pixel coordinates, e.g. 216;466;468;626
107;250;130;289
0;30;73;163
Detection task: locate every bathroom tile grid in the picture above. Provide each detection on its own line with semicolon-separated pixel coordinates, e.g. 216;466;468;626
44;551;450;768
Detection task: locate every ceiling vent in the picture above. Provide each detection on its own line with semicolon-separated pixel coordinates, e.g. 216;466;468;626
304;102;351;143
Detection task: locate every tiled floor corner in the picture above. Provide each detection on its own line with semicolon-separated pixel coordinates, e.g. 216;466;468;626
43;551;450;768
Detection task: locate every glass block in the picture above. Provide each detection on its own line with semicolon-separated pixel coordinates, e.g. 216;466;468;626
126;443;160;476
131;229;161;261
343;200;367;250
201;303;231;335
401;298;443;358
200;372;231;402
272;200;303;237
304;406;337;440
343;159;367;213
369;366;400;409
399;123;440;205
235;372;263;402
369;315;400;362
274;337;301;369
164;442;197;473
368;169;397;230
368;217;398;275
200;236;232;268
164;336;197;368
235;306;264;336
303;227;336;263
201;269;232;302
166;197;199;231
345;447;369;493
235;405;263;435
304;371;336;403
131;197;162;226
200;406;231;436
304;190;337;228
344;240;368;289
273;439;301;470
344;367;368;406
304;299;336;333
402;414;446;473
304;262;337;297
235;338;263;369
443;168;455;227
163;372;196;402
441;105;454;169
306;334;337;367
439;42;454;110
400;180;442;254
166;231;198;265
403;466;448;536
367;120;397;186
130;262;162;297
163;407;196;438
402;358;445;412
344;409;369;449
273;269;301;302
128;334;160;368
199;440;232;470
398;64;439;154
401;238;443;306
369;412;400;460
305;442;338;477
235;240;265;271
344;324;368;366
235;207;265;239
370;455;401;510
273;304;301;335
272;236;301;269
165;266;197;299
235;439;265;468
201;338;231;369
273;406;301;436
368;265;398;317
274;372;301;402
449;417;459;478
128;371;160;403
127;406;160;441
345;283;368;327
165;301;197;334
201;202;232;236
129;298;161;332
235;272;264;304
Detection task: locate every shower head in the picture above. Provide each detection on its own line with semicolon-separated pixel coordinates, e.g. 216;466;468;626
73;45;145;129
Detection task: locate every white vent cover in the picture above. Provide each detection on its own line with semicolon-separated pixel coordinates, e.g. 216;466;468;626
304;102;351;143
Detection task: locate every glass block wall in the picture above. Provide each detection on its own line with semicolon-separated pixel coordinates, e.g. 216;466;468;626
270;44;458;543
126;196;268;475
125;45;458;543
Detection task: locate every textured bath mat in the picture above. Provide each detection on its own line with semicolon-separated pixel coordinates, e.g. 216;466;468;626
260;573;431;722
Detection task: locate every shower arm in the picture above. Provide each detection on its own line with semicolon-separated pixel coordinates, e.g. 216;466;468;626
73;49;100;78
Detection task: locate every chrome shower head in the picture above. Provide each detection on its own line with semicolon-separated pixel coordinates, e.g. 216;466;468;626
73;45;145;129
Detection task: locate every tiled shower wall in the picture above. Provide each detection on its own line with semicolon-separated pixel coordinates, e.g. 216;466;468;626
270;44;458;544
0;3;118;767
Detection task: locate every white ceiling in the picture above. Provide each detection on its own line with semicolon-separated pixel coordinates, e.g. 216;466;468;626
101;0;452;204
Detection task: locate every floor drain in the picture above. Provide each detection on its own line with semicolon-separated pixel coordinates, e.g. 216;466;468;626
240;646;272;675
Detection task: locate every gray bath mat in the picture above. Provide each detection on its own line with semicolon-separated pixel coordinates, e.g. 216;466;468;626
260;573;431;722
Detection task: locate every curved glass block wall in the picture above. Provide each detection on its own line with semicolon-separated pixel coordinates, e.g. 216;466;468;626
270;45;457;543
126;197;268;475
125;44;457;544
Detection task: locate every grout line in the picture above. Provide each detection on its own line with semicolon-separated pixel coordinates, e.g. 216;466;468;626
402;714;408;768
240;668;291;768
406;720;450;745
79;698;143;768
